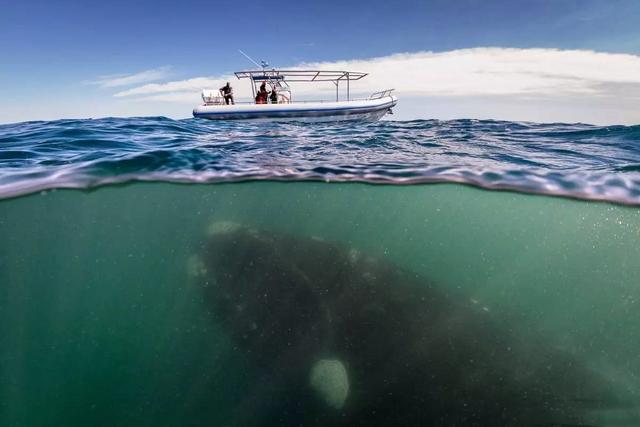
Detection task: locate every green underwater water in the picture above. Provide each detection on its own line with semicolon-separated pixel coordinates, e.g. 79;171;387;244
1;181;640;426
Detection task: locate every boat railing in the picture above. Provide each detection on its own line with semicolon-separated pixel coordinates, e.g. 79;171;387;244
204;100;328;106
369;89;395;100
204;99;363;106
203;96;396;106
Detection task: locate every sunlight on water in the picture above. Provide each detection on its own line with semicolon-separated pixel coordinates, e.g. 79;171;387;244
1;181;639;426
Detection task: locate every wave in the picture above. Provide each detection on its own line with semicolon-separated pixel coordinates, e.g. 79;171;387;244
1;117;640;204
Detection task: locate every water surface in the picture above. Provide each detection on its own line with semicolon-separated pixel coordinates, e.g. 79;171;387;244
1;117;640;204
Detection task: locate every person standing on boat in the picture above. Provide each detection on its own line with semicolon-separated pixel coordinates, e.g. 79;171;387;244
256;82;269;104
269;86;278;104
219;82;234;105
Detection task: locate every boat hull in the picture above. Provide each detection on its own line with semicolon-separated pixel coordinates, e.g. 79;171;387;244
193;96;397;122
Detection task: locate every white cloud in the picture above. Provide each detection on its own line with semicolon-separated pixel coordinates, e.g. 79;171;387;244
89;66;172;88
113;77;226;97
301;48;640;97
112;48;640;102
134;91;203;103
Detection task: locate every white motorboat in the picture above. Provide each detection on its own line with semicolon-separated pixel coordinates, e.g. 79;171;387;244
193;69;397;122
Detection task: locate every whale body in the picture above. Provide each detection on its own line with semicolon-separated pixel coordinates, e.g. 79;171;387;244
196;222;619;426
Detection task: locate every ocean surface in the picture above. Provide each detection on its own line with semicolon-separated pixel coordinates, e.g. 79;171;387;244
1;117;640;426
1;117;640;203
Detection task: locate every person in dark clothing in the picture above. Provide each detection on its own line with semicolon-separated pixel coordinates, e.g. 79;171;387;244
256;82;269;104
269;88;278;104
219;82;234;105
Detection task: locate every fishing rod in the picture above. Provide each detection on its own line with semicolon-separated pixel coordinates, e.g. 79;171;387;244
238;49;268;70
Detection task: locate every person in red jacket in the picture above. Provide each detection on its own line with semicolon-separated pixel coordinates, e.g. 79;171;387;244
254;82;267;104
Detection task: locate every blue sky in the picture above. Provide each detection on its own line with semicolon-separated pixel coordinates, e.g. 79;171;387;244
2;0;640;124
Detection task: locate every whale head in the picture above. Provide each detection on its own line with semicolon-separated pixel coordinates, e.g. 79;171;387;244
199;222;331;371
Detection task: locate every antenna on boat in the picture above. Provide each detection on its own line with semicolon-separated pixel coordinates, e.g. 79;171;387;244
238;50;265;69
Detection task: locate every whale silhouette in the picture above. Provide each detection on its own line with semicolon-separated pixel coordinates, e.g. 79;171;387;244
194;222;623;426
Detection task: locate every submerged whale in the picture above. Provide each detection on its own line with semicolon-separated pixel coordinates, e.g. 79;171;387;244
194;222;621;426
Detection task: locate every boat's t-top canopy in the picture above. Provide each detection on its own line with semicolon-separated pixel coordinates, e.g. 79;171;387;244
234;69;368;101
234;69;367;82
